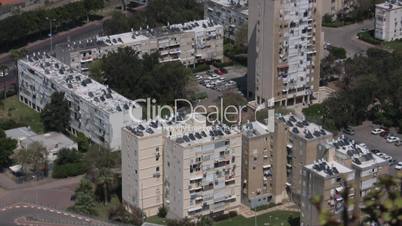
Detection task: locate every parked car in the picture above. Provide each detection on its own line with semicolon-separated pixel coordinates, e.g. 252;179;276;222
342;127;355;135
370;149;380;154
371;128;385;135
395;140;401;147
214;69;224;75
386;136;400;143
389;159;398;166
380;131;390;137
395;162;402;170
219;68;228;74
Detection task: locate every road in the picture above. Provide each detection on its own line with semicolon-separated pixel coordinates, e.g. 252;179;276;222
0;18;105;67
323;19;376;57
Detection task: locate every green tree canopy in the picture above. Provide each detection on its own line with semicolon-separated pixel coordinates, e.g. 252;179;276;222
41;92;70;133
0;129;17;169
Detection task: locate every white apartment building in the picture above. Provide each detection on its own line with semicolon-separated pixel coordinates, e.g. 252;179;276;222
204;0;248;41
17;53;142;150
375;0;402;41
122;115;242;219
164;124;242;219
247;0;322;107
55;19;224;73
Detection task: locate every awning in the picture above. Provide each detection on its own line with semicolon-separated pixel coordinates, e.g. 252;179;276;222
190;175;203;181
287;144;293;149
336;186;344;192
9;164;22;173
263;164;272;169
285;182;291;186
188;206;202;212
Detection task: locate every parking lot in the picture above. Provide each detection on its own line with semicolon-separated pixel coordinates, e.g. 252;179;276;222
344;121;402;171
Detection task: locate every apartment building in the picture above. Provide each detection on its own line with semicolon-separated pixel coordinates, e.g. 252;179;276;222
122;114;242;219
300;136;389;225
164;124;242;219
17;54;142;149
55;19;224;73
247;0;322;107
122;121;164;217
326;136;389;219
204;0;248;40
275;114;333;205
241;121;285;208
375;0;402;41
301;159;355;226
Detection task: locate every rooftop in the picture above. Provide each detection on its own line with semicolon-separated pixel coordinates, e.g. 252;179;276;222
97;19;222;47
208;0;248;15
242;121;270;138
5;127;37;140
278;114;332;140
377;0;402;10
19;53;139;114
328;136;387;168
305;159;353;178
20;132;76;151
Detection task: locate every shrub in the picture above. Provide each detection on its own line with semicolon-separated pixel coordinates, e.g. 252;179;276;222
157;206;168;218
52;162;87;178
192;63;210;73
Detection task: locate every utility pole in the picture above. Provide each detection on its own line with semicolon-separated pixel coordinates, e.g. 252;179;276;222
46;17;56;54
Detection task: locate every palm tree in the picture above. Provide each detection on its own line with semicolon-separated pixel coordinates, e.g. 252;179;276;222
96;167;114;204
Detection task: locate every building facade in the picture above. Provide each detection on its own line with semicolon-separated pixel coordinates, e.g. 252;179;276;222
247;0;322;107
301;160;355;226
204;0;248;41
55;20;224;73
375;1;402;41
275;114;333;205
321;0;356;18
122;116;242;219
17;54;142;150
300;136;389;225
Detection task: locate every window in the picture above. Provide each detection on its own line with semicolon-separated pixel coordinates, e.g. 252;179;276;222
156;167;160;172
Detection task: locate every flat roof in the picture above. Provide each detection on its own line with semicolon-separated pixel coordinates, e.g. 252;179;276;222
208;0;248;15
19;54;139;114
377;1;402;10
5;127;37;140
278;114;332;141
305;159;353;178
20;132;76;151
96;19;222;47
242;121;270;138
328;136;387;169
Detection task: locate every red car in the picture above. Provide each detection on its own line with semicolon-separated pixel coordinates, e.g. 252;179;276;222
214;69;224;75
220;68;228;74
380;131;390;138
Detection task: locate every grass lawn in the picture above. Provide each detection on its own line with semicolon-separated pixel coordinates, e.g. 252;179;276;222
383;41;402;52
146;211;300;226
0;95;44;133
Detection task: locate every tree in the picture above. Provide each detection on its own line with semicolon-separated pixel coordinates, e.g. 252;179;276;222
96;167;114;204
41;92;70;133
76;132;90;153
52;148;86;178
70;178;97;215
93;48;191;105
12;141;48;175
0;129;17;169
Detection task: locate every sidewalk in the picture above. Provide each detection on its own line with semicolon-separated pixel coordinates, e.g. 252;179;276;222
239;202;300;219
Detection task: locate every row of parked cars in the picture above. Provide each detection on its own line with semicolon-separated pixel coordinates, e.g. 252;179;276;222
371;127;401;146
370;149;402;170
196;70;237;91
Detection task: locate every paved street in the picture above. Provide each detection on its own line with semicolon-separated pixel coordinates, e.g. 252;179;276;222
323;20;376;57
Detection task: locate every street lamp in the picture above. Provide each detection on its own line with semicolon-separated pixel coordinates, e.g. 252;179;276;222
46;17;56;53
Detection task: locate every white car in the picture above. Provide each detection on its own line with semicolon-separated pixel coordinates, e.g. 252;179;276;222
371;128;385;135
387;136;400;143
395;162;402;170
